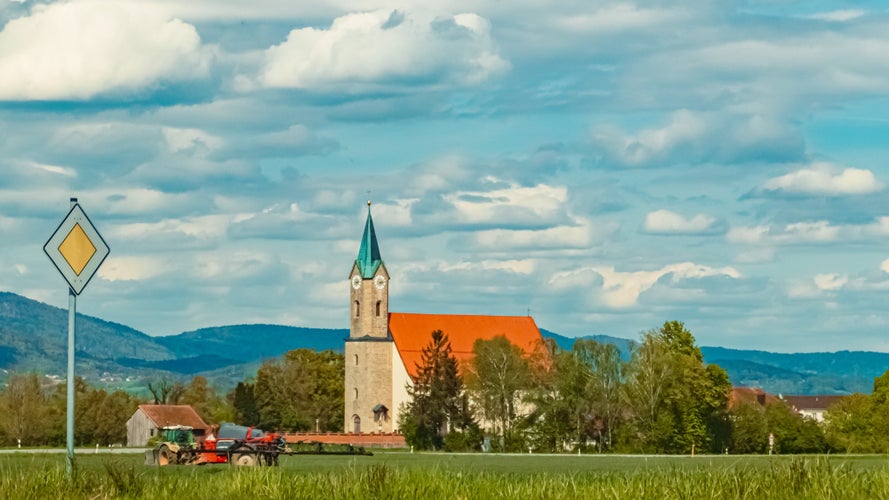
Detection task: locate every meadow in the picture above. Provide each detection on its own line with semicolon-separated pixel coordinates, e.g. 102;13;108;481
1;451;888;499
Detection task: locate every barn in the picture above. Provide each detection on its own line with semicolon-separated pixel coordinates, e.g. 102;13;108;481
126;404;208;446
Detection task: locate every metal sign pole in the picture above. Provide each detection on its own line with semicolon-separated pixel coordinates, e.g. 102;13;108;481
43;196;109;479
66;197;77;478
66;284;76;476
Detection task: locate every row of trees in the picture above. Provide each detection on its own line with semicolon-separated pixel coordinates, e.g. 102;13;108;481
400;321;834;454
3;322;877;453
0;348;345;447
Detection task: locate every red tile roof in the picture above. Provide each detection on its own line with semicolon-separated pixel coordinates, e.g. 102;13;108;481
138;404;208;430
388;312;543;379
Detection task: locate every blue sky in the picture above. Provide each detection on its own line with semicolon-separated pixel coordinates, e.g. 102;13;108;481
2;0;889;352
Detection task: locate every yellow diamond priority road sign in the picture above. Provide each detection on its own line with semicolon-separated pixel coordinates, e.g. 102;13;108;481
44;203;109;295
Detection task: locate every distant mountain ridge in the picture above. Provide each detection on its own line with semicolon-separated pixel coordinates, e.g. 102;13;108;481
0;291;885;395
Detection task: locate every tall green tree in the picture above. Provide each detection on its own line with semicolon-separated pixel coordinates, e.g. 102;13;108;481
230;381;260;427
399;330;476;450
575;339;624;451
622;322;730;453
465;335;532;451
254;349;344;432
180;376;232;424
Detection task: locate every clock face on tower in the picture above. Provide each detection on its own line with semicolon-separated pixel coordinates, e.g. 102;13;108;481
351;275;361;289
374;275;386;289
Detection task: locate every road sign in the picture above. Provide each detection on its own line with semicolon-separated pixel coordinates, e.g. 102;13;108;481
44;203;110;295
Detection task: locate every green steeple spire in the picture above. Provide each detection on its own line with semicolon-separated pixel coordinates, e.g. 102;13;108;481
356;202;382;278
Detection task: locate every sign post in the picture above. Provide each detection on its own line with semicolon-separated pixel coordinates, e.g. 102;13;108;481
44;198;109;476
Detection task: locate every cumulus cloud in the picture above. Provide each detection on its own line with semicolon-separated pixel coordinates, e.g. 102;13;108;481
550;262;740;308
642;209;718;235
728;217;889;246
0;1;211;100
758;162;883;196
882;258;889;274
592;110;803;167
258;9;509;91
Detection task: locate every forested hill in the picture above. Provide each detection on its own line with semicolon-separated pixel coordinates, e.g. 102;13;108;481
1;291;886;395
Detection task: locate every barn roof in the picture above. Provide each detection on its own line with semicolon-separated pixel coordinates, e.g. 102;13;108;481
138;404;208;429
388;312;543;379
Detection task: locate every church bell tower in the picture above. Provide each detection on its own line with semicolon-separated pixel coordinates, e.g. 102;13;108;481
344;202;393;433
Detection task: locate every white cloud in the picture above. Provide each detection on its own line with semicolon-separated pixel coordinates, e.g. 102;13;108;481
727;221;840;245
807;10;865;22
728;218;889;246
814;273;847;291
471;220;613;251
760;162;883;196
0;1;211;100
259;9;509;91
882;258;889;274
550;262;740;308
99;256;167;282
642;209;717;235
592;110;801;167
445;183;566;225
163;127;224;155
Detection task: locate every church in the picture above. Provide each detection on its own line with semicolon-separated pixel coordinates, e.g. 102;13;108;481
344;203;544;434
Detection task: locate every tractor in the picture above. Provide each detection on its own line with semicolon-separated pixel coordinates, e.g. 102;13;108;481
145;423;289;466
145;422;372;466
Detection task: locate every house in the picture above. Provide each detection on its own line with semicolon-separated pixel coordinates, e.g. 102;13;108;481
780;395;844;422
344;203;544;434
729;387;845;423
126;404;208;446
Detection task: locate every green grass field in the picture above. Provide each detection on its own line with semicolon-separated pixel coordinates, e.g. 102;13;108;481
1;451;888;499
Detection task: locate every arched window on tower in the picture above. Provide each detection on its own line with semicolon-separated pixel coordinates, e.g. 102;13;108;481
353;415;361;434
355;300;360;317
376;300;381;317
354;354;358;366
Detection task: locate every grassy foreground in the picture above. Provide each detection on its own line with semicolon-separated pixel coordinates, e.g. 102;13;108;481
1;452;888;499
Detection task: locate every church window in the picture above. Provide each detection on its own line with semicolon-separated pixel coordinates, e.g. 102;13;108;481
375;300;381;317
354;388;358;400
355;300;360;317
353;415;361;434
354;354;358;366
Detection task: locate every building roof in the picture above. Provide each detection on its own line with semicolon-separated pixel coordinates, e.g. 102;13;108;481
355;203;383;278
137;404;208;429
781;395;845;411
388;312;544;379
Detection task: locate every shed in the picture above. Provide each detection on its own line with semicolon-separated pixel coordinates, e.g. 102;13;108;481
126;404;208;447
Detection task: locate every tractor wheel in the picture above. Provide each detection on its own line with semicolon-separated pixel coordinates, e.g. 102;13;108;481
158;445;174;466
233;452;256;466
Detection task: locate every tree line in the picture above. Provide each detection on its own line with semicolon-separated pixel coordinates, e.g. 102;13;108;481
400;321;845;454
0;348;343;447
0;323;881;453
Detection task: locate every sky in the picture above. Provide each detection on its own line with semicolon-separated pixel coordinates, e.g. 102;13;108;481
1;0;889;353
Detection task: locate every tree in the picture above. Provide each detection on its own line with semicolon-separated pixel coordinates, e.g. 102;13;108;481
254;349;344;432
465;335;532;451
621;322;731;453
230;381;260;427
0;373;50;446
400;330;476;450
147;378;185;405
622;332;675;452
575;339;624;451
180;376;232;424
